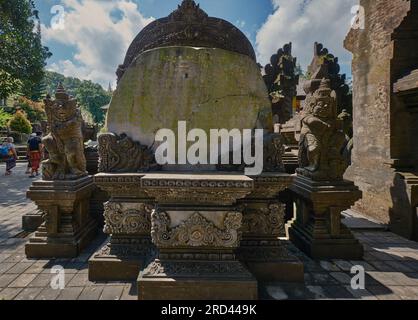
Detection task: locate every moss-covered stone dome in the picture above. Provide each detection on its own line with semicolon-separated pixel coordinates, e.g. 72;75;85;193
116;0;256;82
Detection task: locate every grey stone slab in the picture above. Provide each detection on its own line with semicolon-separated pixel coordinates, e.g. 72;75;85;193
322;286;355;299
332;260;354;272
56;287;84;300
7;273;37;288
368;285;401;300
67;273;93;287
330;272;353;285
78;285;104;300
0;262;16;274
14;287;42;300
304;272;339;285
319;261;340;272
388;286;418;300
121;283;137;300
384;261;415;273
0;274;19;287
344;286;377;300
99;285;124;300
0;287;23;300
27;274;53;288
5;262;33;274
36;288;62;300
367;261;396;272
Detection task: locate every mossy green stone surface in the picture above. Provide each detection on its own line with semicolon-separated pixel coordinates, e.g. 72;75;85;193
106;46;272;148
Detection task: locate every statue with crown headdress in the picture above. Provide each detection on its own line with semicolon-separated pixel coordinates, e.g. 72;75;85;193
42;83;87;180
297;78;347;180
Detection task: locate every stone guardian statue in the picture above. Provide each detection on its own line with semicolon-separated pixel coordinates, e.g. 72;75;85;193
42;83;87;180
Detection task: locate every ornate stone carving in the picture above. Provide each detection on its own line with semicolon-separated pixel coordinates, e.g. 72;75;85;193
98;132;158;173
263;133;286;172
242;203;285;237
103;202;152;235
143;260;251;278
42;83;87;180
151;211;242;248
117;0;255;82
297;78;347;180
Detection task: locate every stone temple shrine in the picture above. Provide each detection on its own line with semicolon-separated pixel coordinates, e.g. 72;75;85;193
20;0;418;301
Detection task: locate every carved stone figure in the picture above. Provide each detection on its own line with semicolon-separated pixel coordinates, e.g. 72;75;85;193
297;78;347;180
263;133;286;172
98;132;158;173
42;84;87;180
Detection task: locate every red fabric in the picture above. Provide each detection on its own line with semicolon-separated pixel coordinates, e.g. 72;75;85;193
29;151;41;171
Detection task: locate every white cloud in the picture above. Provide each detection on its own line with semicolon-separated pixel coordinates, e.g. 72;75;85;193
256;0;357;73
42;0;154;87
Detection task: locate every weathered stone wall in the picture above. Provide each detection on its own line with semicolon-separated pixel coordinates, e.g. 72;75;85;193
344;0;412;224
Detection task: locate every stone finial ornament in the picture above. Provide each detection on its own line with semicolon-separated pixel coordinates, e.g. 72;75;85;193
297;78;347;180
42;83;87;180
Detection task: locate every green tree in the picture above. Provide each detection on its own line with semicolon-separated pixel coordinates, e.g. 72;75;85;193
43;71;111;125
0;108;12;129
8;110;32;133
0;0;52;100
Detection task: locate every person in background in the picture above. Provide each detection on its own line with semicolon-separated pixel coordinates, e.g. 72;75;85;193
27;132;43;178
26;133;36;174
1;137;17;176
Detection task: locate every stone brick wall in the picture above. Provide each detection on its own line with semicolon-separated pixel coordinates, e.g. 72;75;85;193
344;0;412;224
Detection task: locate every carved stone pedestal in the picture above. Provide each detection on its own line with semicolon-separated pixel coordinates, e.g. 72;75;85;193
138;174;257;300
287;175;364;260
25;176;97;258
89;174;155;281
238;174;304;282
22;210;44;232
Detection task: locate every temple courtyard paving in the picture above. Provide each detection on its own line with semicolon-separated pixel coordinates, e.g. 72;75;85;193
1;163;418;300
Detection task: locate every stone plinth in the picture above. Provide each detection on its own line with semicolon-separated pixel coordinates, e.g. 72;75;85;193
25;176;97;258
88;174;155;281
138;173;257;300
287;175;364;260
22;210;44;232
237;174;304;282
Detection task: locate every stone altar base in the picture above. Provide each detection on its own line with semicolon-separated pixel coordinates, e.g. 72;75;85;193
89;238;154;281
287;175;364;260
25;176;97;258
139;259;257;300
237;174;304;282
88;174;155;281
137;174;258;300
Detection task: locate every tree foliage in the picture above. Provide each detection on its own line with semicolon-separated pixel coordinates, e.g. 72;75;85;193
8;110;32;134
15;96;46;123
0;0;52;100
44;71;111;125
0;108;13;129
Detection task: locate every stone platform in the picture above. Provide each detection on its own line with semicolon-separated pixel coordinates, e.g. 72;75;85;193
1;165;418;300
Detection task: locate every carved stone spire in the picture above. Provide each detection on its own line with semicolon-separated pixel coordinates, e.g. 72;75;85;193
169;0;208;22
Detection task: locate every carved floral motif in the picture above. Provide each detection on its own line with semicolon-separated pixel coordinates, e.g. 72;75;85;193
151;211;242;248
103;202;152;235
241;203;285;236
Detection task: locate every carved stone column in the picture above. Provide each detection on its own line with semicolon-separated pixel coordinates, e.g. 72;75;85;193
25;176;97;258
237;174;304;282
88;174;155;281
138;174;257;300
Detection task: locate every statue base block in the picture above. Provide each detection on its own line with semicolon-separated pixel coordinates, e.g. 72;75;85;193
88;240;155;281
288;175;364;260
25;176;98;259
238;243;304;282
138;260;257;300
22;211;44;232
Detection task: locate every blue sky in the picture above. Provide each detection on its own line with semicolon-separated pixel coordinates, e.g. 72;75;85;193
34;0;357;88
